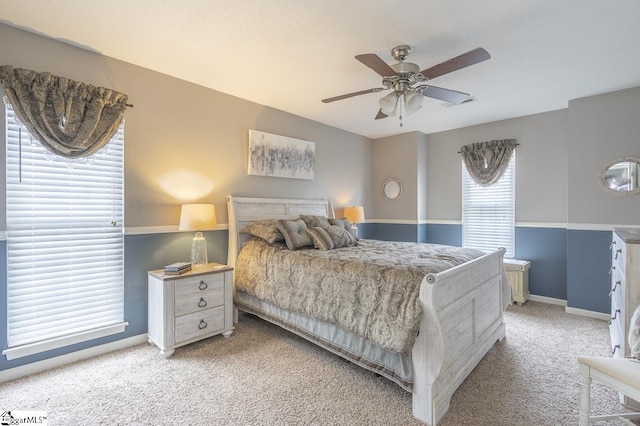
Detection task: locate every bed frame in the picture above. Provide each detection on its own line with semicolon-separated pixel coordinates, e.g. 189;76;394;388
227;195;508;425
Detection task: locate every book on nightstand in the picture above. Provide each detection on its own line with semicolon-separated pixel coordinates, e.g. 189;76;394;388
164;262;192;275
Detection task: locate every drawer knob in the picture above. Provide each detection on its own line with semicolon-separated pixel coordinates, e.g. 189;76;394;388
610;241;616;250
615;249;622;260
609;266;616;275
612;344;620;355
198;319;208;330
199;280;208;290
198;297;207;308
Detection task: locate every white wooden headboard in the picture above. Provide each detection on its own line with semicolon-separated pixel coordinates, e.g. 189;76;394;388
226;195;335;268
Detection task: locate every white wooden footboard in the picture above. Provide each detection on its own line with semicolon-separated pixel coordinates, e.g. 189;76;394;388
411;248;507;425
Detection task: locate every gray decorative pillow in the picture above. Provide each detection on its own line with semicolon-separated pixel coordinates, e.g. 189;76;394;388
277;218;313;250
329;218;359;243
241;219;284;243
305;227;335;250
324;224;356;248
300;214;331;229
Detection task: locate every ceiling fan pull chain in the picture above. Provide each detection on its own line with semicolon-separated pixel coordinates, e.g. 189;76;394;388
398;93;405;127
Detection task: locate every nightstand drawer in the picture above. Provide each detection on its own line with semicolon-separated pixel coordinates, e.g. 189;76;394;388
175;305;225;344
175;274;225;316
175;273;225;297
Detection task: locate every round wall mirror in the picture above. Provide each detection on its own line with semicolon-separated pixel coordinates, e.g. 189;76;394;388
600;156;640;195
383;177;403;201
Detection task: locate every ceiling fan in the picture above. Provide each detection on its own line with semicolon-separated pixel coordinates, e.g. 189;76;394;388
322;45;490;126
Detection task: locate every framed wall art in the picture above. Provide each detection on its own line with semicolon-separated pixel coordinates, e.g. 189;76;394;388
248;130;315;180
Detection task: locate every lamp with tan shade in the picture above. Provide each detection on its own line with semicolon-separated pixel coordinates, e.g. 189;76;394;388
179;204;217;266
343;206;365;237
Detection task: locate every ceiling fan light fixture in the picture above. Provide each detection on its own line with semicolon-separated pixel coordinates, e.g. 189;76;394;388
379;91;399;116
404;90;423;116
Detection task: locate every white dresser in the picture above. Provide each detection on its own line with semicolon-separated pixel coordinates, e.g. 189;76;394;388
610;228;640;407
148;263;234;358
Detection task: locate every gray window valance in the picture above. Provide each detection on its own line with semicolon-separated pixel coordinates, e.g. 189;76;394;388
0;65;132;159
460;139;518;186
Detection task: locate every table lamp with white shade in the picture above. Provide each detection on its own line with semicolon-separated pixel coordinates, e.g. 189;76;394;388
179;203;217;266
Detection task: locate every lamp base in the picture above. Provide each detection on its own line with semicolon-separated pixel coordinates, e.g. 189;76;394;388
191;231;208;267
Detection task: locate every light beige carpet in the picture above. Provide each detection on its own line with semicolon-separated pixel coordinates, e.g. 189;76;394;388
0;302;624;425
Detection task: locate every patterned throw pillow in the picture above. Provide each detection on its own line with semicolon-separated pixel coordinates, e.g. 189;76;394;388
277;218;313;250
240;219;284;243
324;224;356;248
299;214;331;229
305;227;335;250
328;218;358;244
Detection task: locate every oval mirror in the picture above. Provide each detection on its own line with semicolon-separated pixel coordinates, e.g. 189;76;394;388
600;157;640;195
383;177;403;201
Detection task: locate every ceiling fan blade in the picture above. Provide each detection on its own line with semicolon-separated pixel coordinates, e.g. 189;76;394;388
375;109;388;120
322;88;384;103
421;86;473;105
420;48;490;80
355;54;396;77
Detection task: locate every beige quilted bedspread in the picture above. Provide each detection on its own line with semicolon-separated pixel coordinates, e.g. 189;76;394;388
234;238;485;354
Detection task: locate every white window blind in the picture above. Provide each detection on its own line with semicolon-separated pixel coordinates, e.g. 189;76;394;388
3;102;126;360
462;153;515;258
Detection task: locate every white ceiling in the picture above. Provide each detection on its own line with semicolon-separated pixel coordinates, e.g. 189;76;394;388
2;0;640;139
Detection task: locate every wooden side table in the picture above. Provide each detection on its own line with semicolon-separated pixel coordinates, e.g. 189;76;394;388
147;263;234;358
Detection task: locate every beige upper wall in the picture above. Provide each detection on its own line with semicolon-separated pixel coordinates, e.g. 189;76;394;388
426;109;569;223
0;23;374;228
372;132;426;221
3;23;639;229
568;86;640;226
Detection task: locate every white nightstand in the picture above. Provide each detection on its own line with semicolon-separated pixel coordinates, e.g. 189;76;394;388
147;263;234;358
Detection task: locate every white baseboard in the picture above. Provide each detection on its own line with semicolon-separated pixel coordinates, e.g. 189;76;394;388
527;294;609;321
565;307;610;321
528;294;567;306
0;334;148;383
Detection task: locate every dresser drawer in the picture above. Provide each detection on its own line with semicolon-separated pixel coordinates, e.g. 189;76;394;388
174;274;225;316
175;305;225;344
611;233;626;275
610;313;624;357
611;268;625;312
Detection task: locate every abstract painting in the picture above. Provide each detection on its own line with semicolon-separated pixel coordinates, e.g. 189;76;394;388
248;130;315;180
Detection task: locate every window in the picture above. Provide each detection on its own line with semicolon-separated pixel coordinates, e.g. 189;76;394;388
462;153;515;257
3;102;126;360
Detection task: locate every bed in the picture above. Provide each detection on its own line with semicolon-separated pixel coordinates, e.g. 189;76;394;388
227;195;510;425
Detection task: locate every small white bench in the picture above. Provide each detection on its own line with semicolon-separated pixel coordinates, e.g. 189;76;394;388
503;258;530;305
577;356;640;425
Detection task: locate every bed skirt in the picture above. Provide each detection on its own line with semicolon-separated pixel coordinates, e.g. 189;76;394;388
235;291;414;391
